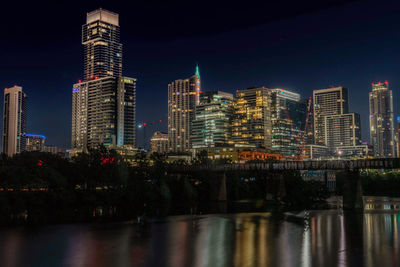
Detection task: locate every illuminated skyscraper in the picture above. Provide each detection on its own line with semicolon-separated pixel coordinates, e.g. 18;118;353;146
233;87;272;150
191;91;234;150
324;113;361;148
313;86;366;158
270;89;307;156
369;81;394;158
395;119;400;157
313;86;349;146
168;66;200;152
71;9;136;150
82;9;122;79
2;86;27;156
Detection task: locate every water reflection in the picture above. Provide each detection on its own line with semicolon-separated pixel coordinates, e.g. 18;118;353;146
0;209;399;266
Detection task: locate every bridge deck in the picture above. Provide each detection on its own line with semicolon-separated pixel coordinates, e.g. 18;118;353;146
169;158;400;172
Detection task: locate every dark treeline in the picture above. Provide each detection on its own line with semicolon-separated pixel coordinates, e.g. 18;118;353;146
361;170;400;197
0;148;330;225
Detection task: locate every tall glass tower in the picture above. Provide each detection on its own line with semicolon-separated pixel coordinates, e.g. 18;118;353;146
82;9;122;80
369;81;394;158
2;86;27;156
72;9;136;151
191;91;234;150
167;66;199;152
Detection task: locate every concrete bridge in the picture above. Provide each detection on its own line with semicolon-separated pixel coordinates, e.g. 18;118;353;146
168;158;399;210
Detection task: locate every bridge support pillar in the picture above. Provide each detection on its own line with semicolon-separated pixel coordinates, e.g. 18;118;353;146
265;174;273;200
210;172;227;202
276;173;286;201
342;170;363;210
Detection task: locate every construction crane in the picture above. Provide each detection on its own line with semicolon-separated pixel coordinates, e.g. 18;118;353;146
299;97;312;159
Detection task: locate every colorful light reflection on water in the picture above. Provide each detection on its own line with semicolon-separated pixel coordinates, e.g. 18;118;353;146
0;206;399;266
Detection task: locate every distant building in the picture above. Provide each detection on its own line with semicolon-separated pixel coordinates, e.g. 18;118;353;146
369;81;394;158
25;134;46;152
270;88;308;156
304;144;330;160
313;86;349;146
71;9;136;150
150;132;168;153
2;85;27;156
43;145;58;154
233;87;272;150
168;66;200;152
191;91;234;151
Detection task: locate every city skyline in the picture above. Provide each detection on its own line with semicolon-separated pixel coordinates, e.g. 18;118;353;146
2;1;400;149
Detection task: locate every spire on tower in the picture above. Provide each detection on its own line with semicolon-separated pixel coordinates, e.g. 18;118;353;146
195;64;200;78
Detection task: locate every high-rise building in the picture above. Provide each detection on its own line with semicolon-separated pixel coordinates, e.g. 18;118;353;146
191;91;234;150
313;86;368;159
313;86;349;146
324;113;361;148
369;81;394;158
270;89;307;156
167;66;200;152
71;9;136;150
150;131;168;153
233;87;272;150
395;118;400;157
82;9;122;80
2;86;27;156
116;77;136;146
25;134;46;152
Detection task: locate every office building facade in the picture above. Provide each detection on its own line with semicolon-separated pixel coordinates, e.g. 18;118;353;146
2;86;27;156
72;76;136;149
233;87;272;150
191;91;234;150
369;81;394;158
71;9;136;150
313;87;349;146
167;67;200;152
324;113;361;149
270;89;307;156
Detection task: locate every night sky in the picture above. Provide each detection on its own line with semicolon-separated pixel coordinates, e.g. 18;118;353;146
1;0;400;149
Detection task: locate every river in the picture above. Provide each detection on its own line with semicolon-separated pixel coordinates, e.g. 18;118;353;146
0;197;399;267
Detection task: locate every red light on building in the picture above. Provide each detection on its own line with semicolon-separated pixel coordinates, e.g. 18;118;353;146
37;160;43;166
100;157;115;165
143;123;147;126
371;83;374;86
159;120;162;123
385;80;388;84
78;80;81;83
378;81;381;84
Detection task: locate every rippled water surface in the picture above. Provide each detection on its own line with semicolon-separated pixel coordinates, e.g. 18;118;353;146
0;200;400;267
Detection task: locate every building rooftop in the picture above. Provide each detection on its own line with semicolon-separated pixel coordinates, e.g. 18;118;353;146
86;8;119;26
